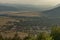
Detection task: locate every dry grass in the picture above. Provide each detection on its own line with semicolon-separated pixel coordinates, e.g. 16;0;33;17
1;31;28;38
0;12;42;17
0;17;16;26
9;12;41;17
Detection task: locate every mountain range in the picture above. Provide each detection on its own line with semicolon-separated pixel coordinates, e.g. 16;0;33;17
0;3;60;18
0;3;57;12
42;5;60;18
0;4;43;12
0;5;19;12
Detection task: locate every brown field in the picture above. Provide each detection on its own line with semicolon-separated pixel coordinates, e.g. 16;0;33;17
0;17;17;26
0;12;41;39
0;12;42;17
0;11;42;26
0;31;28;39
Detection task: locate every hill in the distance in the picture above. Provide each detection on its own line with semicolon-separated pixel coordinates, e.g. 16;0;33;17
0;5;19;11
42;5;60;18
0;4;42;12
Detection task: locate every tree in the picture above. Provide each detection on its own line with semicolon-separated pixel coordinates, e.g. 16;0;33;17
51;26;60;40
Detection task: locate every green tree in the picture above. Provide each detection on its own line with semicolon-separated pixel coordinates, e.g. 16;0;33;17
51;26;60;40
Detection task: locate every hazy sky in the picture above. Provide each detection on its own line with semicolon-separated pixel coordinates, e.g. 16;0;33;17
0;0;60;5
0;0;60;10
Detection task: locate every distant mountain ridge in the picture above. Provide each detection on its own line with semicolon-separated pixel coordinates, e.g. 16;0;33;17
0;3;57;12
0;5;19;11
42;5;60;18
0;4;42;12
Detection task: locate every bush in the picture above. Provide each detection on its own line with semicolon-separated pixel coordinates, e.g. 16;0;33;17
51;26;60;40
36;32;53;40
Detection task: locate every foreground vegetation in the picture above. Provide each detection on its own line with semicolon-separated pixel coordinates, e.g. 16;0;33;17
0;26;60;40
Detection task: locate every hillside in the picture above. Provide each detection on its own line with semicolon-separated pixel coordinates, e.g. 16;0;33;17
42;6;60;18
0;4;40;12
0;5;19;11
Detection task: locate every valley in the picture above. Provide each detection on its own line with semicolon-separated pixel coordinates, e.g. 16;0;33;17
0;4;59;40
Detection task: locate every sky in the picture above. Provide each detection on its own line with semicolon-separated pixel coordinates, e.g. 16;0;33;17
0;0;60;5
0;0;60;10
